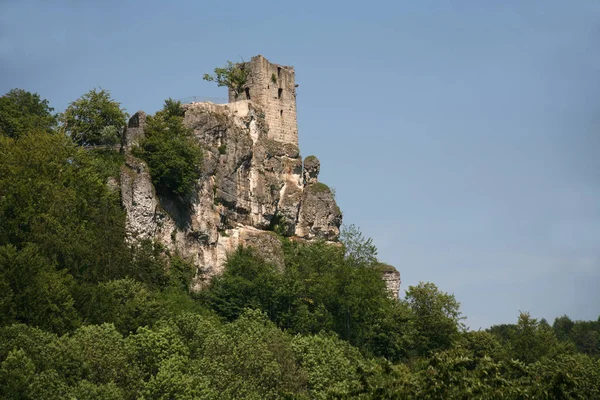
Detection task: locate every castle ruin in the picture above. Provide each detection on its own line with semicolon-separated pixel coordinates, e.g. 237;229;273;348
229;55;298;146
121;55;400;298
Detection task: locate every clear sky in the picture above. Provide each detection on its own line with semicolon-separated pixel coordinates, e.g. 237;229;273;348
1;0;598;329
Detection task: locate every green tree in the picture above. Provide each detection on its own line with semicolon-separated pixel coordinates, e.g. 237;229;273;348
140;355;213;400
291;332;368;399
570;320;600;356
553;315;575;342
84;279;164;334
0;244;80;334
68;380;125;400
67;324;140;388
0;88;56;138
0;324;60;373
203;61;250;98
404;282;464;356
0;348;36;399
0;272;15;325
203;247;282;321
506;312;567;363
0;131;130;283
340;224;378;267
135;99;202;201
198;309;308;399
62;88;128;145
531;353;600;399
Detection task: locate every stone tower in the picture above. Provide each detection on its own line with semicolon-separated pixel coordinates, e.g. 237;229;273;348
229;55;298;146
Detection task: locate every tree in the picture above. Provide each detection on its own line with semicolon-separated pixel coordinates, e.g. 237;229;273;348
85;279;164;334
0;130;130;283
0;348;36;399
404;282;464;355
506;312;567;363
339;224;378;267
553;315;575;341
0;244;80;334
203;61;250;98
62;88;127;145
570;321;600;356
134;99;202;201
0;89;56;138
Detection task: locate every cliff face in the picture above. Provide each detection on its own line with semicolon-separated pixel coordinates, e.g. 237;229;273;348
120;55;400;298
121;100;342;290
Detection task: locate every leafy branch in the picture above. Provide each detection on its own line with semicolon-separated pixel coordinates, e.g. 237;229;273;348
203;61;250;98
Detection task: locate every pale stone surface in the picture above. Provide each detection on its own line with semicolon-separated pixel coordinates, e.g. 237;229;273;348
303;155;320;185
295;183;342;241
377;263;401;300
121;111;146;151
120;94;342;289
120;155;159;240
229;55;298;146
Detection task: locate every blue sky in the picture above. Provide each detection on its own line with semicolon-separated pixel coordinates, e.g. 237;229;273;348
1;0;599;329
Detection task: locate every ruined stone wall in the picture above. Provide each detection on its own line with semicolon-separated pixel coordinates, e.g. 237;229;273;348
121;111;146;151
229;55;298;146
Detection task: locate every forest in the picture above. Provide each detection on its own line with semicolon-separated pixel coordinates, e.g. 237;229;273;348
0;88;599;399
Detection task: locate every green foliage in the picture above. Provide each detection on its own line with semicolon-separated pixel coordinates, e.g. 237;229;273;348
64;323;141;395
85;279;164;334
404;282;464;356
0;131;130;283
569;320;600;356
0;244;80;334
0;348;36;399
134;99;202;201
167;255;196;290
203;60;250;97
88;148;125;180
340;224;378;267
553;314;575;341
62;88;128;145
202;241;411;361
203;247;282;321
292;333;368;399
198;309;308;399
1;93;599;398
68;380;125;400
495;312;570;364
0;88;57;138
0;324;60;372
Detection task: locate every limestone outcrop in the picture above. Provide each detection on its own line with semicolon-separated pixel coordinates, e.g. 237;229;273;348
120;54;399;296
120;99;341;289
377;263;402;300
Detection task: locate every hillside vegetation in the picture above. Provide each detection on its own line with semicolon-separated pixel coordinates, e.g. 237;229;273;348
1;89;599;399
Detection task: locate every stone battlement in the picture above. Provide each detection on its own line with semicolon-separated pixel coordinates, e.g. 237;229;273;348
229;55;298;146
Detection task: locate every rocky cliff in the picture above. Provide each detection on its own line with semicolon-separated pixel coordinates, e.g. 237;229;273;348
120;55;400;297
121;100;342;290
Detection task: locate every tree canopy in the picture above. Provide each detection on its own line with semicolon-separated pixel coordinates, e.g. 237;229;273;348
0;89;57;138
134;99;202;202
203;61;250;98
61;88;128;146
